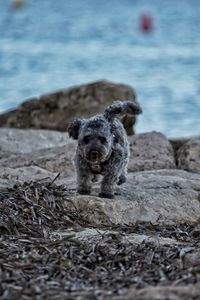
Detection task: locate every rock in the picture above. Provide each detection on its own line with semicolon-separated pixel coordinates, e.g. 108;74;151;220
190;223;200;238
169;137;190;154
0;80;138;135
64;169;200;226
121;284;200;300
123;233;179;246
0;128;69;154
177;137;200;173
0;166;56;185
0;145;75;174
183;250;200;268
0;178;11;189
51;228;179;246
128;131;176;171
0;128;76;175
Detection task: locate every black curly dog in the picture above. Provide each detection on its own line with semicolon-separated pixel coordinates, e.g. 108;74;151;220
68;101;142;198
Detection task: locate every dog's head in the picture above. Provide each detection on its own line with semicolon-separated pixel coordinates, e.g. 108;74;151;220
68;116;113;163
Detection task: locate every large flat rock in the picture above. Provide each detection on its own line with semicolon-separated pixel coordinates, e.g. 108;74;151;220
0;80;138;134
0;128;76;175
64;169;200;226
0;166;56;186
0;128;69;154
0;145;75;174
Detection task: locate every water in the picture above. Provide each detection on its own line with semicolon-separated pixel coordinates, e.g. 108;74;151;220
0;0;200;137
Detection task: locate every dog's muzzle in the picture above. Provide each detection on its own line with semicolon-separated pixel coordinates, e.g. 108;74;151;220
88;150;101;162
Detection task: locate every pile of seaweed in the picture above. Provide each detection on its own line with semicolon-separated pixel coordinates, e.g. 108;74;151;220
0;181;200;300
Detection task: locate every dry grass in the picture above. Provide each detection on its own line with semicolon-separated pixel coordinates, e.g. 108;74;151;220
0;181;200;299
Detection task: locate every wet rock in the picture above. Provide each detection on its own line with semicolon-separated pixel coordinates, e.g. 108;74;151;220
0;80;137;134
65;169;200;226
177;137;200;173
128;131;176;171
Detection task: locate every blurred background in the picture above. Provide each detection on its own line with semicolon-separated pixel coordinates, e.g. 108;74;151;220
0;0;199;137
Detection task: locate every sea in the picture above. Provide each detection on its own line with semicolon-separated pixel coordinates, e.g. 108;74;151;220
0;0;200;138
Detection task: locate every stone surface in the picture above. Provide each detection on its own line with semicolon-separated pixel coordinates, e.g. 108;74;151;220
0;128;76;175
0;80;138;134
128;131;176;171
0;128;69;154
169;137;190;154
0;166;56;184
122;284;200;300
0;178;11;189
177;137;200;173
64;169;200;226
0;145;75;174
123;232;179;246
183;250;200;268
51;228;179;246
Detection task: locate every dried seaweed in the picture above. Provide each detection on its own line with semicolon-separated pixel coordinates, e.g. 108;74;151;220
0;182;200;300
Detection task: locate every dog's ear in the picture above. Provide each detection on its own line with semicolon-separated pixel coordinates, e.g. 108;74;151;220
67;119;83;140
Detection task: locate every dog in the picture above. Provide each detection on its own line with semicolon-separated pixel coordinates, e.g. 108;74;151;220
68;101;142;198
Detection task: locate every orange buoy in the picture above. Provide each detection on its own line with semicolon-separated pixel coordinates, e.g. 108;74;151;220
140;14;153;33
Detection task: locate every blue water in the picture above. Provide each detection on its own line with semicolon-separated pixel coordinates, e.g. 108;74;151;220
0;0;200;137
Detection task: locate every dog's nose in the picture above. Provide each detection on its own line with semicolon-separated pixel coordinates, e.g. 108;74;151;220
91;150;99;157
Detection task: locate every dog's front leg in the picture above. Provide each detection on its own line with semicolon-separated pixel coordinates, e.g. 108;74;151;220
77;169;92;195
99;173;118;199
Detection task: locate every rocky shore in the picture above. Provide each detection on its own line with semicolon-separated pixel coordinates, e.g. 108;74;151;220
0;81;200;300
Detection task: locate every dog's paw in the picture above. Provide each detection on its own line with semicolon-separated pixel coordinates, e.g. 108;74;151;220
78;189;91;195
117;175;126;185
98;192;114;199
92;174;100;183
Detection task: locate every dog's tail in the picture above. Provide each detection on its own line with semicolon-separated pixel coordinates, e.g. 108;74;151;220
104;100;142;122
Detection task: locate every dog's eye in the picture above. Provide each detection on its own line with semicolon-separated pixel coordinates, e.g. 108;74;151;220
83;136;90;144
113;135;119;143
99;137;107;144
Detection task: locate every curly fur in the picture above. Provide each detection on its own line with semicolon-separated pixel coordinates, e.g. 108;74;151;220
68;101;142;198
